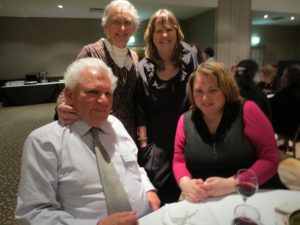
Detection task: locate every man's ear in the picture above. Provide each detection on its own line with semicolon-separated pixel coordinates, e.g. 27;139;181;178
64;87;73;105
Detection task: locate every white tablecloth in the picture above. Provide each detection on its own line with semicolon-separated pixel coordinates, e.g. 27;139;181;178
139;190;300;225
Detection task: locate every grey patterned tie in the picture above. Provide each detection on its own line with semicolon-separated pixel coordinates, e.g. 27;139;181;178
91;128;132;214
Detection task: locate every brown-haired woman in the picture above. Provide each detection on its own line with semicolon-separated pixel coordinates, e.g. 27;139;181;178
136;9;198;205
173;62;283;203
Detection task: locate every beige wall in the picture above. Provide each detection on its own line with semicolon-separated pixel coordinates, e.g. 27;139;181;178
185;9;300;66
183;9;216;51
252;25;300;65
1;16;299;81
0;17;149;81
0;17;102;80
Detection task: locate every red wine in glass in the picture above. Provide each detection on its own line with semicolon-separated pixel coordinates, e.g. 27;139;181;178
235;169;258;203
233;204;261;225
236;181;257;198
233;217;259;225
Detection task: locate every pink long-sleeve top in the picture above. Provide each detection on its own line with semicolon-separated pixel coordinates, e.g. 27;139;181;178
173;101;280;185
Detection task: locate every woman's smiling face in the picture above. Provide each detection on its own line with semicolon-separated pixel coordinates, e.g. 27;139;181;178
153;19;177;54
105;7;136;48
193;73;226;117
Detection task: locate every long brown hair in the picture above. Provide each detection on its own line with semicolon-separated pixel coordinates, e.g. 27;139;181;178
144;9;184;70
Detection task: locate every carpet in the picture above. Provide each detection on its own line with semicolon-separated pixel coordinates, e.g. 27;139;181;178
0;103;56;225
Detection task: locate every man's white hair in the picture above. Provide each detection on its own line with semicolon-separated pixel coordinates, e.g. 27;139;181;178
64;57;118;91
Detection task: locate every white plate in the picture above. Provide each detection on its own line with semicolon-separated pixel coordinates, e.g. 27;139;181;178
274;202;300;225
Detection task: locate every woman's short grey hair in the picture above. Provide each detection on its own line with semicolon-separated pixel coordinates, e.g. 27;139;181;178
64;58;118;92
101;0;140;28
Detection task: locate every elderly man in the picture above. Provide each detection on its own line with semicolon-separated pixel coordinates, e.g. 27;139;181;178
15;58;160;225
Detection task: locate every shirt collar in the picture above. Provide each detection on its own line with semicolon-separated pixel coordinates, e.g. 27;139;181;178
71;117;113;136
71;120;91;137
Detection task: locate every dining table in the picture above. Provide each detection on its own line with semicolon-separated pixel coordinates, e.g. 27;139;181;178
139;189;300;225
0;80;65;106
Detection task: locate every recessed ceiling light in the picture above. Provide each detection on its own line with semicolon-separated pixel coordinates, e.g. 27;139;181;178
58;4;63;9
264;14;268;19
290;16;295;21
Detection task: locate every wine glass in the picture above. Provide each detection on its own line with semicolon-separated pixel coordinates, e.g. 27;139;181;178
235;169;258;204
233;204;262;225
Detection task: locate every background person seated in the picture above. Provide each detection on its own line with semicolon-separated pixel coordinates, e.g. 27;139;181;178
258;64;278;95
270;64;300;154
202;47;215;62
234;59;272;119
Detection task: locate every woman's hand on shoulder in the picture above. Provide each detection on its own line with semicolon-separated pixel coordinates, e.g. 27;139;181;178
57;102;79;125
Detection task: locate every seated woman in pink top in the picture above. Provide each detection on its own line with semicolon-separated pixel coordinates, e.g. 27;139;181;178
173;62;284;203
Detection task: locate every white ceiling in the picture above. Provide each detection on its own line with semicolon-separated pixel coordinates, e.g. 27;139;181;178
0;0;300;26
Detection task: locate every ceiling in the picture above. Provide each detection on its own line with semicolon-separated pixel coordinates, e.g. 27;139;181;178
0;0;300;26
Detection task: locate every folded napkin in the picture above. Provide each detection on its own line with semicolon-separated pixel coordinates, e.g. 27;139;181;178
159;202;218;225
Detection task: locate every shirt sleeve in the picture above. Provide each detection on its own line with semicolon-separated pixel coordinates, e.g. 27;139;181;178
139;166;156;192
77;45;91;59
15;132;87;225
243;101;280;185
173;114;192;182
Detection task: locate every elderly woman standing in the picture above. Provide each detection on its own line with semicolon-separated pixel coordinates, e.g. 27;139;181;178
173;62;283;203
271;64;300;153
136;9;198;204
55;0;140;141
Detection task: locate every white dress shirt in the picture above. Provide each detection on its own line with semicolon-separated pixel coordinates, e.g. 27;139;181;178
15;116;154;225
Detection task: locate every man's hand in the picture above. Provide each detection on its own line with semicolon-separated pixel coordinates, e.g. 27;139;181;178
97;211;138;225
146;191;160;211
57;102;79;125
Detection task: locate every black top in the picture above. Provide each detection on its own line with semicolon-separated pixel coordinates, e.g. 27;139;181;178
240;84;272;119
136;42;198;204
136;41;198;157
271;84;300;137
184;102;256;180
